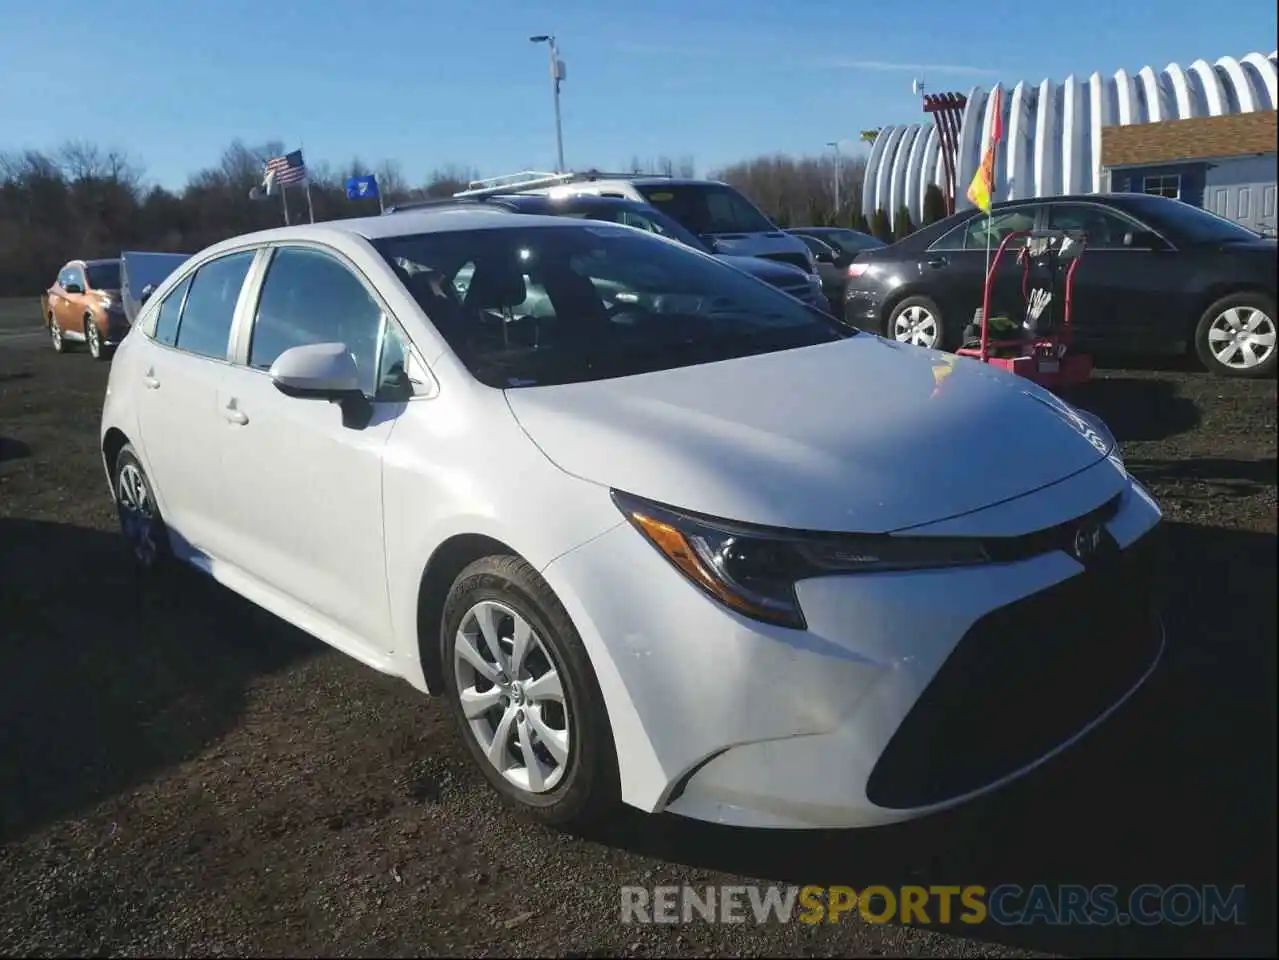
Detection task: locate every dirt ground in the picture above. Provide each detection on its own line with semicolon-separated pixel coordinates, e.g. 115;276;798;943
1;304;1276;958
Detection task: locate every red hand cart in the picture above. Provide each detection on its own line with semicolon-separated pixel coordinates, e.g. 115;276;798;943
954;228;1093;390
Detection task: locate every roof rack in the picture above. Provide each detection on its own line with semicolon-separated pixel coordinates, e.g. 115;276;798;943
452;169;674;200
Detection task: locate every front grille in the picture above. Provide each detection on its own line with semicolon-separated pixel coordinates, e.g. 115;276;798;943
758;252;813;273
866;525;1163;810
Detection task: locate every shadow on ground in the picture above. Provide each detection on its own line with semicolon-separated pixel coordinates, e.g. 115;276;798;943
0;519;318;844
592;520;1278;957
0;437;31;462
1128;457;1277;501
1068;376;1201;443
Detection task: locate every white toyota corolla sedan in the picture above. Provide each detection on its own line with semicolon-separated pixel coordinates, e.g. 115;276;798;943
100;208;1164;830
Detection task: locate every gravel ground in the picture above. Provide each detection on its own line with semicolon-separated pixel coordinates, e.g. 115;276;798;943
1;312;1275;958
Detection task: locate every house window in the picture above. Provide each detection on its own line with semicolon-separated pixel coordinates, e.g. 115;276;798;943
1143;174;1181;199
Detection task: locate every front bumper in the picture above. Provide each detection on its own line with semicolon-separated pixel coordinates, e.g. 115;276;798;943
541;461;1163;829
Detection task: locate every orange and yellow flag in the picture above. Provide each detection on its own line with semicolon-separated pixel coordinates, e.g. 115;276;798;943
966;87;1004;213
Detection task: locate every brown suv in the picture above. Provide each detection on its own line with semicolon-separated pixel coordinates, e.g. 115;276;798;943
41;258;128;360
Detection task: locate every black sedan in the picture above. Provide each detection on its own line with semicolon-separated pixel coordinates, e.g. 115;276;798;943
788;227;884;311
843;193;1278;378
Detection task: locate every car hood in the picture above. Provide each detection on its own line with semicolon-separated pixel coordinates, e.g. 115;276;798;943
718;254;809;284
505;336;1113;533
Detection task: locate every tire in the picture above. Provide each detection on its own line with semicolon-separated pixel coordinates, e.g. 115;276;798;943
113;444;172;572
441;554;618;828
49;314;69;353
1194;292;1278;379
85;314;107;361
886;295;949;351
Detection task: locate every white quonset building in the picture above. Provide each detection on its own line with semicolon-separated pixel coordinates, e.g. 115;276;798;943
863;50;1279;232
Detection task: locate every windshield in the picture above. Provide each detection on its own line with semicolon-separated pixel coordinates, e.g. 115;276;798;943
635;183;777;235
1126;195;1262;244
375;224;854;388
86;261;121;290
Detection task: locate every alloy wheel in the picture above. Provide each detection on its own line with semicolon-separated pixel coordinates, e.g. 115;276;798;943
117;462;159;565
1207;306;1276;371
893;305;940;348
50;319;63;351
452;599;571;794
87;320;102;359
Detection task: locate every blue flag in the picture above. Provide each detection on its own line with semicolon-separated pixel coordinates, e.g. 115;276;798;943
345;174;380;200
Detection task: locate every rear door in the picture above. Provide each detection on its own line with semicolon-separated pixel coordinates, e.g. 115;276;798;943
921;204;1041;333
133;249;258;558
1044;201;1184;352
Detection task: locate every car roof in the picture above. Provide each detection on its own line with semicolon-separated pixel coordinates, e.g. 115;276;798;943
84;257;121;267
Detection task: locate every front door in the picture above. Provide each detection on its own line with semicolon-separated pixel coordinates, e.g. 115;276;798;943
133;251;257;556
215;245;407;652
1044;202;1184;353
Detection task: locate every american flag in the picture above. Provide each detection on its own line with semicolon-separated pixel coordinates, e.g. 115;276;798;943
265;149;308;186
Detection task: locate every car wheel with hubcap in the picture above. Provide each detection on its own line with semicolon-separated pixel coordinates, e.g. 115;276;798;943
1194;293;1277;379
113;444;171;571
441;554;617;827
888;295;947;350
85;315;105;361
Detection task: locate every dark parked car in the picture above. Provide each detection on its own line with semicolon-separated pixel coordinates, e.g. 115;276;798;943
388;193;829;310
843;193;1278;378
788;227;884;311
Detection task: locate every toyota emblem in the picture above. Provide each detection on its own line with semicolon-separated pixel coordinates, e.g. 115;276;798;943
1073;523;1103;561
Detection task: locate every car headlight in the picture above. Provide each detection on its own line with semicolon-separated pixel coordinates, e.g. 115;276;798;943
611;490;991;630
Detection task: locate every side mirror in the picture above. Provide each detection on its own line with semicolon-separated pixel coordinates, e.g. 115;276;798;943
270;342;362;398
270;343;372;428
64;282;84;294
1123;229;1162;249
813;246;838;265
140;284;155;304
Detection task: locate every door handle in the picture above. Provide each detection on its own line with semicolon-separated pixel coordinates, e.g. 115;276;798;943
223;403;248;426
142;373;160;389
926;256;948;268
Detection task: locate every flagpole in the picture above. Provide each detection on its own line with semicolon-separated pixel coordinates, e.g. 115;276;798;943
281;185;290;226
305;181;316;223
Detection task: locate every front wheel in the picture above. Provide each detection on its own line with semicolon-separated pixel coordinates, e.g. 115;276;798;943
49;314;68;353
441;555;618;828
85;315;107;361
1194;293;1277;379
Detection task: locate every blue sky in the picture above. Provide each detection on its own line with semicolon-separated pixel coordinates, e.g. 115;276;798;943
2;0;1275;190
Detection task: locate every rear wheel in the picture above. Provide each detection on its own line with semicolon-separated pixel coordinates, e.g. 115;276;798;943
888;295;948;350
1194;293;1277;379
113;444;172;571
441;554;618;828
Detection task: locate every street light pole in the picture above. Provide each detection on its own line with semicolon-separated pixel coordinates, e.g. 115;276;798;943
530;34;566;172
827;140;842;214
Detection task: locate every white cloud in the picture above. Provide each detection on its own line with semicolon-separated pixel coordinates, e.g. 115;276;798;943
814;58;999;76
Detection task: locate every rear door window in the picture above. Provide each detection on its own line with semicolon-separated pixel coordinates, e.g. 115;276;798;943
152;274;192;346
172;251;255;360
